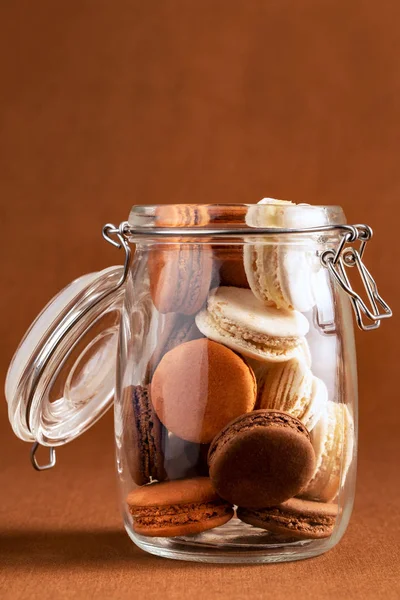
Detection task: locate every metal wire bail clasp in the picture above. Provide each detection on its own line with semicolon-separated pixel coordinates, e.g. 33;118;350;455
102;221;131;288
321;225;392;331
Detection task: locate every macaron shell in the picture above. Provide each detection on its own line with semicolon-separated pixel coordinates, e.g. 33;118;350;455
127;477;221;507
279;245;318;312
302;376;329;432
245;198;295;228
123;385;166;486
243;243;278;306
258;357;314;420
148;244;213;315
151;339;257;443
318;404;354;502
298;337;312;367
244;243;318;312
208;410;316;508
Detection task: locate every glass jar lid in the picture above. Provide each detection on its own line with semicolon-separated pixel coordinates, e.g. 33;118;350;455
5;266;125;448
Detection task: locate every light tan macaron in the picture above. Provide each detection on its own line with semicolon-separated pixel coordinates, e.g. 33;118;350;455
195;287;310;363
300;401;355;502
258;357;328;431
151;338;257;444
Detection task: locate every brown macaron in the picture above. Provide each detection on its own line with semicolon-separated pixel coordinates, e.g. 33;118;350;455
151;338;257;443
148;205;213;315
208;410;316;508
148;243;213;315
127;477;233;537
122;385;167;486
237;498;338;540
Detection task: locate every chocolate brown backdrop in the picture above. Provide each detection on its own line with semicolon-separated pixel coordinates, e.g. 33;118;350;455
1;1;399;599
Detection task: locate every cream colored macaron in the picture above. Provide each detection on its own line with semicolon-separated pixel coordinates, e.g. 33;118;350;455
244;198;329;312
195;286;309;363
258;357;328;431
300;401;355;502
245;198;295;228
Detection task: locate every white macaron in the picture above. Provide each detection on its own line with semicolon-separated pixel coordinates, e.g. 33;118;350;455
195;286;309;363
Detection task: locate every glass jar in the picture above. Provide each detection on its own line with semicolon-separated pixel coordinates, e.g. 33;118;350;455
5;202;392;564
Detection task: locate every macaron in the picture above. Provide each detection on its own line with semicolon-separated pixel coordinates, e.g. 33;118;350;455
148;243;213;315
123;385;167;486
244;242;321;313
301;401;354;502
149;312;203;374
258;357;328;431
245;198;295;228
237;498;337;540
154;204;210;227
151;338;257;443
127;477;234;537
148;205;213;314
195;287;309;363
244;198;329;312
208;410;316;508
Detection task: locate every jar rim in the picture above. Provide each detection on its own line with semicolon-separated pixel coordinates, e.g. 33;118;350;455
128;203;346;232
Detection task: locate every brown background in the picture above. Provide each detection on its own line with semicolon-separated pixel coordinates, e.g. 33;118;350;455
1;1;399;598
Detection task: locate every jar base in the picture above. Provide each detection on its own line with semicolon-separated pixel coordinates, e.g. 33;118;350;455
125;517;336;564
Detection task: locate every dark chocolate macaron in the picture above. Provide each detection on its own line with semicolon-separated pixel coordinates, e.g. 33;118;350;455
127;477;234;537
237;498;338;540
123;385;166;486
208;410;316;508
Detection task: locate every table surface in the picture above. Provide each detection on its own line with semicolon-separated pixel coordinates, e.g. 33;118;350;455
1;0;400;598
1;405;399;600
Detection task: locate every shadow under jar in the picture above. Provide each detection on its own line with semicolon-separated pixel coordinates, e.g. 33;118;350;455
5;203;392;564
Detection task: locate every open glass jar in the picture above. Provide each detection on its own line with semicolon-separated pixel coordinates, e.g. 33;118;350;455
5;203;392;563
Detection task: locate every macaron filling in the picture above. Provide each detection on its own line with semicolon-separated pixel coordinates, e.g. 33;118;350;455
130;500;232;528
201;311;300;353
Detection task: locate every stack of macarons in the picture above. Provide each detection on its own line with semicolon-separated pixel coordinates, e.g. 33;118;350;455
126;201;354;542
